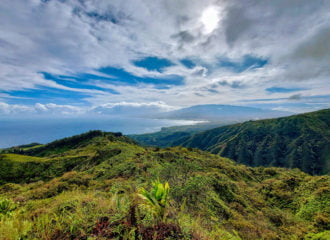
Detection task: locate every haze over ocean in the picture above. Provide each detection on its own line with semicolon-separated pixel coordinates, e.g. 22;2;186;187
0;117;199;148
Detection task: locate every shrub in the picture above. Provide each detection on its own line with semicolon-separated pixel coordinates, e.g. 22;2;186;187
0;198;16;219
138;180;170;223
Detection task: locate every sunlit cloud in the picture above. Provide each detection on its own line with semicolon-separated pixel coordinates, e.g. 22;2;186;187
200;6;222;34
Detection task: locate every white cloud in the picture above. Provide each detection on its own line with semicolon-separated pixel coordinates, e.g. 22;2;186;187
0;0;329;112
0;101;177;117
92;101;177;117
34;103;86;115
0;102;85;115
0;102;35;114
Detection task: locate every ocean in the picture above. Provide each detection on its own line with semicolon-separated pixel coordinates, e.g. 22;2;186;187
0;117;198;148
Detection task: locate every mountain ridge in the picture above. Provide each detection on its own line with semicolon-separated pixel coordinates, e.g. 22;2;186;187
169;109;330;175
158;104;293;121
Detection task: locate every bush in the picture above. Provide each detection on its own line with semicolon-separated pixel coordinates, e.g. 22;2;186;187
0;198;16;218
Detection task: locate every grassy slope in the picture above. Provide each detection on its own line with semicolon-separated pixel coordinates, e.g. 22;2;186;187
172;109;330;175
0;131;132;184
0;131;329;239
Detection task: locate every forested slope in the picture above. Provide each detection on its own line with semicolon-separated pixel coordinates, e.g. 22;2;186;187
173;109;330;175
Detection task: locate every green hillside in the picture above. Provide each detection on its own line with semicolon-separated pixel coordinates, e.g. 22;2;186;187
171;109;330;175
130;122;229;147
0;131;329;239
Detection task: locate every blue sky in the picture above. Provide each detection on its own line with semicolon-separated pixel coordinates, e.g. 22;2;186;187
0;0;329;116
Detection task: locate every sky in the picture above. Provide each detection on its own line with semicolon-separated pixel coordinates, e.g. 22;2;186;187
0;0;329;117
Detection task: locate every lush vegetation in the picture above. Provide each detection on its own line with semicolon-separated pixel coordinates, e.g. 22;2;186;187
166;109;330;175
0;130;329;239
130;122;228;147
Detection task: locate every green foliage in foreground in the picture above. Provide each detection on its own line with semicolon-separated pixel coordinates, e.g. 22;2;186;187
0;130;329;239
139;180;170;223
172;109;330;175
0;198;16;219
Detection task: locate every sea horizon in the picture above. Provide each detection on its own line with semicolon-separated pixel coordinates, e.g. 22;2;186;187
0;117;201;148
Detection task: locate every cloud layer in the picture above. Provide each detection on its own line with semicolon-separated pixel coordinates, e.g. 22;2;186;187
0;0;329;114
0;101;176;117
